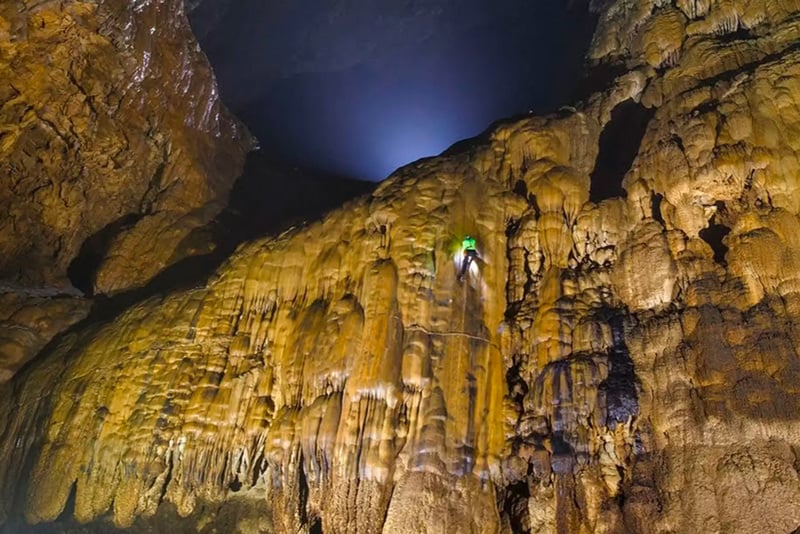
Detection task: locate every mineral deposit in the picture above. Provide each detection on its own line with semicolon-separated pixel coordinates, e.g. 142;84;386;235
3;0;800;533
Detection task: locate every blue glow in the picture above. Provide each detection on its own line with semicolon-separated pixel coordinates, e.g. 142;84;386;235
195;1;596;181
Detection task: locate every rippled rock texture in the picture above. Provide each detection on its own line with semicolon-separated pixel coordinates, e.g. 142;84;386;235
4;0;800;533
0;0;251;380
0;0;250;293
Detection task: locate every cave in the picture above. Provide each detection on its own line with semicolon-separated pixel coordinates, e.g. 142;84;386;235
67;214;142;296
2;1;800;533
499;480;531;534
651;192;666;225
589;100;655;203
700;221;732;265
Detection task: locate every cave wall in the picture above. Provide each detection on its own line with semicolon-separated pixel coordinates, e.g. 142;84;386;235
3;0;800;533
0;0;252;380
0;0;251;292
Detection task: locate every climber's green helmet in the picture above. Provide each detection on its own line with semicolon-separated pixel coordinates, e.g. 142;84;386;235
462;236;476;251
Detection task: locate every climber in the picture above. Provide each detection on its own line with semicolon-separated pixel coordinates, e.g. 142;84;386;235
458;235;478;281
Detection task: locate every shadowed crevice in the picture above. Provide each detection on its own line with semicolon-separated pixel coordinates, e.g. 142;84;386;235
700;222;731;265
499;479;531;534
67;213;142;296
297;450;325;534
716;25;756;43
651;192;666;226
574;60;628;102
55;482;77;524
598;312;639;427
590;100;655;203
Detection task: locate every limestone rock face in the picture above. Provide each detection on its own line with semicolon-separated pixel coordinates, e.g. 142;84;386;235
4;1;800;533
0;0;251;294
0;289;90;383
0;0;251;384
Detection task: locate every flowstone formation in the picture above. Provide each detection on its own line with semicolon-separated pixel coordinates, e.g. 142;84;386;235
4;0;800;533
0;0;251;379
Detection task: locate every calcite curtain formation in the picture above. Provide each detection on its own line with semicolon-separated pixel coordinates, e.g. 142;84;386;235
4;0;800;532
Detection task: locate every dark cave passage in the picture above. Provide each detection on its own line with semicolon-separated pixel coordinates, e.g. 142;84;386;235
67;213;142;296
700;222;731;265
651;192;666;225
590;100;655;203
500;479;531;534
699;202;732;265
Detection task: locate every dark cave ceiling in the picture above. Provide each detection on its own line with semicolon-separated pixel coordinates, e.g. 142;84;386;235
187;0;597;180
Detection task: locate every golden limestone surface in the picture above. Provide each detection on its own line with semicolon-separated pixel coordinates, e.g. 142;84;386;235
4;0;800;532
0;0;251;380
0;0;250;292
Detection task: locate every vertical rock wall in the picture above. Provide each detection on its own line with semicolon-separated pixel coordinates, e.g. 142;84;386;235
3;0;800;533
0;0;252;381
0;0;251;293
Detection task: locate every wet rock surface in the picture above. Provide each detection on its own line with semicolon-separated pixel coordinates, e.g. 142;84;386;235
0;0;251;294
0;0;254;382
4;0;800;533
